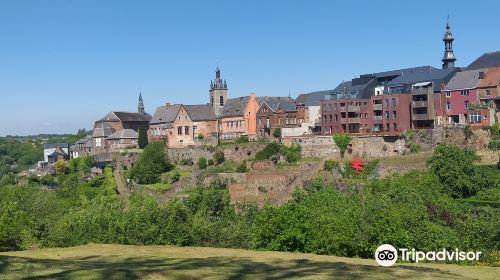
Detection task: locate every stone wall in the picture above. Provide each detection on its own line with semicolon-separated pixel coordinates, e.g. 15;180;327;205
167;142;267;163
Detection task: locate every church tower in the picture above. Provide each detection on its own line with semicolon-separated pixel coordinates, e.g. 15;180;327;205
138;92;145;115
442;17;457;69
209;66;228;117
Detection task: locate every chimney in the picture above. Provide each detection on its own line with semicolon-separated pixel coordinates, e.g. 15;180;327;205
479;71;485;79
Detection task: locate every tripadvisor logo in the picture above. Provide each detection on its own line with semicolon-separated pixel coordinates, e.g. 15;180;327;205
374;244;481;267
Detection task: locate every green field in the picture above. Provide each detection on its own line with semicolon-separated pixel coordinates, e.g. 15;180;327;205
0;244;498;279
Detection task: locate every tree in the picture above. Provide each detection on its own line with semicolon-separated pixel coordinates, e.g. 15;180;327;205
130;142;172;184
427;144;494;198
198;157;207;169
333;134;352;158
55;160;69;175
273;128;282;138
138;126;149;149
213;150;225;165
236;161;248;173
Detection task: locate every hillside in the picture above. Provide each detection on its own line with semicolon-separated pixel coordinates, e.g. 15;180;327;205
0;244;498;279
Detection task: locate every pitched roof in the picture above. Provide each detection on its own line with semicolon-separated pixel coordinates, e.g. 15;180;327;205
388;67;459;91
466;51;500;70
49;146;68;156
221;96;250;117
98;111;151;123
257;96;296;112
479;67;500;88
295;91;333;106
372;66;436;79
106;129;139;140
93;122;115;138
444;69;484;90
184;104;217;121
76;135;92;144
150;104;182;124
332;79;376;99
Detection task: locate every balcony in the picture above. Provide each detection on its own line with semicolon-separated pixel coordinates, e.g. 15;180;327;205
347;106;360;112
411;100;428;108
373;116;383;122
413;113;430;120
373;104;382;110
411;88;432;95
340;117;360;124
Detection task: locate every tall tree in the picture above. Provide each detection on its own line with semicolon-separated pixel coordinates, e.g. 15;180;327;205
138;126;149;149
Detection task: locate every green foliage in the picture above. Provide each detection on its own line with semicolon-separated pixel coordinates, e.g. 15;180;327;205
236;161;248;173
333;134;352;156
138;126;149;149
179;158;193;166
254;142;301;163
272;128;282;138
463;125;473;140
213;150;225;165
427;145;495;198
255;142;282;161
324;160;337;171
0;138;43;176
409;143;421;153
207;159;214;166
488;140;500;150
236;136;249;143
130;142;172;184
0;174;16;187
55;160;69;175
399;129;416;140
198;157;207;169
197;133;204;140
281;144;302;163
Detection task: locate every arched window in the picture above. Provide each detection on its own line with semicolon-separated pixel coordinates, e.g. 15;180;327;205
219;96;224;106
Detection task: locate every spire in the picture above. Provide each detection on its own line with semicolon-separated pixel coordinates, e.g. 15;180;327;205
215;66;221;79
442;15;456;69
209;65;227;90
138;92;145;114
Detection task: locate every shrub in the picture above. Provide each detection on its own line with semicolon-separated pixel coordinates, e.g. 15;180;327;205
207;159;214;166
213;151;225;165
255;142;282;161
198;157;207;169
463;124;473;140
236;161;248;173
197;134;204;140
273;128;282;138
409;143;421;153
488;140;500;150
130;142;172;184
236;136;249;143
324;160;337;171
333;134;352;158
55;160;69;175
180;158;194;166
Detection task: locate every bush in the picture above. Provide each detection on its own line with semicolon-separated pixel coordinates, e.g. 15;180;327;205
409;143;421;153
197;134;204;140
180;158;194;166
236;161;248;173
207;159;214;166
213;151;225;165
324;160;337;171
281;144;301;163
273;128;282;138
255;143;282;161
488;140;500;150
236;136;249;143
198;157;207;169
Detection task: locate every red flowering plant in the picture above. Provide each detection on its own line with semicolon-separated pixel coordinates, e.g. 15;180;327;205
350;159;364;174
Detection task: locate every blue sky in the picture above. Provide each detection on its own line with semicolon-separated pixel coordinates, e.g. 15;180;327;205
1;0;499;136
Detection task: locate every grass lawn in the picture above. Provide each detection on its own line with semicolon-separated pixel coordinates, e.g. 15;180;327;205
0;244;498;280
143;182;172;191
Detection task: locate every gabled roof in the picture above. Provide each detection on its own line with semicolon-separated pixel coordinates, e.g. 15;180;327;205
76;135;92;144
257;96;296;112
466;51;500;70
98;111;151;123
106;129;139;140
93;122;115;138
49;146;68;156
332;79;376;99
295;91;332;106
184;104;217;121
221;96;250;117
479;67;500;88
150;104;182;124
388;67;459;92
444;69;484;91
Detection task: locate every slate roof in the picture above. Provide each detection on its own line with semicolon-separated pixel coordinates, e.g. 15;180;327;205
49;146;68;156
184;104;217;121
76;135;92;144
388;67;459;92
221;96;250;117
372;66;436;79
444;69;484;90
43;143;70;149
466;51;500;70
98;111;151;123
332;79;377;99
480;67;500;88
150;104;182;124
258;96;296;112
106;129;139;140
295;91;333;106
93;122;115;138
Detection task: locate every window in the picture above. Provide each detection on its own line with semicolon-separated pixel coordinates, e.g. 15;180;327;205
385;111;389;119
193;126;197;135
446;102;451;111
364;102;368;106
470;112;481;123
384;99;389;106
464;101;469;109
461;90;469;96
258;119;262;126
335;114;338;121
95;138;102;147
485;89;491;96
392;98;396;106
392;111;397;119
266;117;270;127
484;115;488;120
365;113;368;118
446;91;451;97
177;126;182;135
220;96;224;106
386;123;390;131
328;104;332;111
393;123;397;130
184;126;189;135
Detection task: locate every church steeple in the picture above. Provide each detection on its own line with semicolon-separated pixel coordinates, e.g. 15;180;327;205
442;16;456;69
138;92;145;115
209;65;229;117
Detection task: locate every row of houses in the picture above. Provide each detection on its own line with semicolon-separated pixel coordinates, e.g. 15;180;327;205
69;21;500;158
